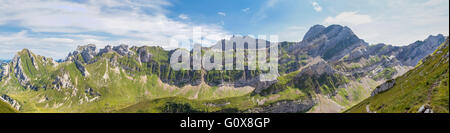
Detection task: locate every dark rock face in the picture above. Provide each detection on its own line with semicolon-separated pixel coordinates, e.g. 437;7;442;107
397;34;445;66
371;79;395;96
0;94;21;110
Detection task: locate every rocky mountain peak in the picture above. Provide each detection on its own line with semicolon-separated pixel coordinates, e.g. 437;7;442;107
303;25;326;41
113;44;131;56
298;24;367;61
98;45;113;56
302;24;357;42
75;44;97;63
397;34;446;66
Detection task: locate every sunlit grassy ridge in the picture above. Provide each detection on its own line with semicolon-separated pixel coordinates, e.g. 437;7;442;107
2;46;303;113
346;38;449;113
0;100;16;113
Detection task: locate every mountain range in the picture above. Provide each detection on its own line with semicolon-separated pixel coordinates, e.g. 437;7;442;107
0;24;447;113
347;38;449;113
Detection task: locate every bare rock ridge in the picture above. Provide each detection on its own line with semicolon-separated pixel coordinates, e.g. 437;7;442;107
397;34;446;66
74;60;89;77
77;44;97;63
297;24;368;62
297;25;445;66
12;52;32;89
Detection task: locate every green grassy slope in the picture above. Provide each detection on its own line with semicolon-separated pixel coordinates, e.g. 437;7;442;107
0;100;16;113
346;38;449;113
0;47;263;112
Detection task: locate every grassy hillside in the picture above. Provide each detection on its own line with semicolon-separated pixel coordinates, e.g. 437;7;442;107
0;100;16;113
346;38;449;113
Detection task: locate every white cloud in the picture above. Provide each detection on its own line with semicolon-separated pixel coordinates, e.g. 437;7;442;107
312;2;322;12
424;0;446;6
0;30;76;59
178;14;189;20
242;8;250;13
324;12;373;26
348;0;449;46
217;12;226;16
0;0;229;59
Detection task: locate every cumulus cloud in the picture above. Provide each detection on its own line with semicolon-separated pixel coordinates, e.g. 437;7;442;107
324;12;373;26
242;8;250;13
0;0;229;59
312;2;322;12
217;12;227;16
178;14;189;20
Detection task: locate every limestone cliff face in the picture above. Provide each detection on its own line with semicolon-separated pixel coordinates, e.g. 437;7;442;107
12;55;31;88
0;64;9;81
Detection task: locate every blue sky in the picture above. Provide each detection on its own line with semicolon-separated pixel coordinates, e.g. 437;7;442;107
0;0;448;59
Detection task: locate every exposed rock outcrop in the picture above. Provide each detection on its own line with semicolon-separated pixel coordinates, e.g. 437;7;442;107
298;60;335;76
74;60;89;77
417;104;433;113
113;44;132;56
52;73;75;91
85;88;101;96
298;25;368;62
0;64;9;80
303;25;326;41
245;99;315;113
98;45;113;56
0;94;21;111
12;55;30;87
137;47;153;63
397;34;445;66
371;79;395;96
77;44;97;63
